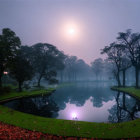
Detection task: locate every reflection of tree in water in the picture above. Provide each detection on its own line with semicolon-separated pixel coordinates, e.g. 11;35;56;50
90;87;113;107
14;82;114;117
3;82;117;119
48;82;114;109
108;91;140;123
16;97;59;118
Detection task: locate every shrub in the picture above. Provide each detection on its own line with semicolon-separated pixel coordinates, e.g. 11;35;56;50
0;86;12;94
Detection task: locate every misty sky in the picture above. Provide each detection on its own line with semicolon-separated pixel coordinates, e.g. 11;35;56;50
0;0;140;64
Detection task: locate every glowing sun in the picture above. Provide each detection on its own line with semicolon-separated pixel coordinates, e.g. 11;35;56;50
60;20;82;41
68;28;75;35
63;23;78;40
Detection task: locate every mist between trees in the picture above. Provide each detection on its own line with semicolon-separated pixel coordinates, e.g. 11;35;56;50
0;28;140;92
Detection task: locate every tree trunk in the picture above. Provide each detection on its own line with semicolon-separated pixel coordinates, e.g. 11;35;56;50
135;67;139;88
0;68;4;88
95;74;97;81
18;82;22;92
116;92;120;123
0;76;2;88
37;74;42;87
117;71;121;87
68;73;71;82
123;93;126;109
122;70;126;87
60;71;63;82
74;72;77;81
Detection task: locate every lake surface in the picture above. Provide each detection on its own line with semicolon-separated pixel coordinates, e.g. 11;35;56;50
2;82;140;123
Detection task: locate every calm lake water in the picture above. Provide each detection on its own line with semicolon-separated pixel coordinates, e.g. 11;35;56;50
2;82;140;123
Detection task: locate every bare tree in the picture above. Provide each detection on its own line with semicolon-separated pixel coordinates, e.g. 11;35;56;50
117;29;140;88
101;43;125;87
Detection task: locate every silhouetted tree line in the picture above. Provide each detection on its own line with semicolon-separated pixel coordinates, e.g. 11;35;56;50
101;29;140;88
0;28;66;92
0;28;92;92
57;56;92;82
1;28;139;91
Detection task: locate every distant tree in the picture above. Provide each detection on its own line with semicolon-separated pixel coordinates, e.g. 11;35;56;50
103;59;114;81
64;56;78;81
52;50;66;82
31;43;65;87
0;28;21;87
76;59;91;80
9;51;34;92
91;58;104;81
60;56;91;82
120;56;131;87
101;43;125;87
117;29;140;88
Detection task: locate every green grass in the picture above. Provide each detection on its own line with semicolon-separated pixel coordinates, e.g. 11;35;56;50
0;88;55;102
111;87;140;100
0;105;140;138
0;86;140;138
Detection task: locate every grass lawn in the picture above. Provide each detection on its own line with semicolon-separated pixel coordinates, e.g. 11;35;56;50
111;87;140;100
0;86;140;139
0;88;55;103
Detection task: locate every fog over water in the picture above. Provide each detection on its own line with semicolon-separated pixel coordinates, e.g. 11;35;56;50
3;82;140;123
1;0;140;64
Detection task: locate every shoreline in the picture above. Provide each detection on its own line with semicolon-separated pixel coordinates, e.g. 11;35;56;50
0;86;140;138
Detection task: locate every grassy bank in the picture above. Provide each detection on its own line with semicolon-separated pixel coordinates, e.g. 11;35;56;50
0;88;55;103
111;87;140;100
0;105;140;139
0;86;140;138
